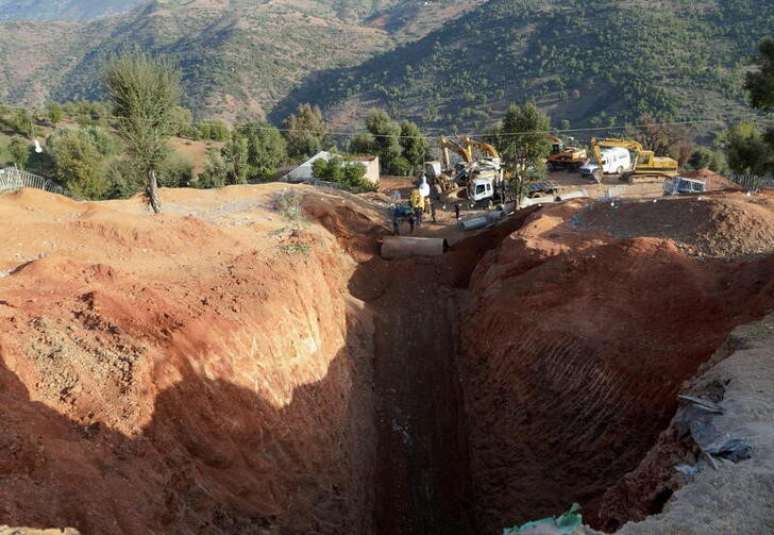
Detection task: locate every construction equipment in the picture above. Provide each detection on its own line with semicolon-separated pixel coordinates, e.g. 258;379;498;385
545;134;588;171
462;137;502;167
439;136;473;169
588;138;679;184
426;136;506;204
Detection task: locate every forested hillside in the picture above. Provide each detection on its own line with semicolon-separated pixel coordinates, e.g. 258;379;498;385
1;0;772;131
275;0;774;131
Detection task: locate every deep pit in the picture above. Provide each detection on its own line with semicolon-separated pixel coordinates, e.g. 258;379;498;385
1;186;773;534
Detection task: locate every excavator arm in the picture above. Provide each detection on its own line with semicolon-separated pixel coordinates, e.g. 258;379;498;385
462;137;500;160
439;136;473;169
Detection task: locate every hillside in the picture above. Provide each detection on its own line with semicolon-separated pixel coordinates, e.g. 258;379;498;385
0;0;144;21
274;0;774;132
0;0;478;120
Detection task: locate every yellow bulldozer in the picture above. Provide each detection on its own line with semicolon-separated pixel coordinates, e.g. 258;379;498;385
545;134;587;171
588;137;679;184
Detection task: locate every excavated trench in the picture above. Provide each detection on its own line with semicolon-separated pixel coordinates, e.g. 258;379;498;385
342;205;774;535
3;191;774;535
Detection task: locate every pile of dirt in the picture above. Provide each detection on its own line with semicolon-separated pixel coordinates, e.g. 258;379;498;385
0;185;379;534
458;200;774;532
574;193;774;257
683;168;742;192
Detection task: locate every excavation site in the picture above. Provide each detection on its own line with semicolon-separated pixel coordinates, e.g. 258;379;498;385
1;185;774;534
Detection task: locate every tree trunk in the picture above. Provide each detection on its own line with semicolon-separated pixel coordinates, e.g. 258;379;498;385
147;169;161;214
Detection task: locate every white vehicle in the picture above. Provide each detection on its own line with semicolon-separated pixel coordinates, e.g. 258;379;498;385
470;177;495;202
580;147;632;179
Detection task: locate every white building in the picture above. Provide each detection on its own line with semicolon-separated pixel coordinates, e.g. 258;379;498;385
283;151;380;185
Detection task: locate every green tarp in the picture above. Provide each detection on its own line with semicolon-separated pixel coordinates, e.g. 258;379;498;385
503;503;583;535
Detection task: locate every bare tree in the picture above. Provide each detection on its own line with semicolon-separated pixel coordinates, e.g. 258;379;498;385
105;51;181;213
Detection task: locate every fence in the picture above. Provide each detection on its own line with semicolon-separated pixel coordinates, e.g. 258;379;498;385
731;174;774;192
0;167;66;195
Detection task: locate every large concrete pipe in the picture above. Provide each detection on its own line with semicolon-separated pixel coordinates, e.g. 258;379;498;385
381;236;448;259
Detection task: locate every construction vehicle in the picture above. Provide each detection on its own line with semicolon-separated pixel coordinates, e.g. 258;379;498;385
462;137;502;168
580;147;632;179
545;134;588;171
426;136;506;205
586;138;679;184
424;137;472;195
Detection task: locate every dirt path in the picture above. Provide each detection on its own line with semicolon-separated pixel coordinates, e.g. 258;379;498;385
354;256;474;534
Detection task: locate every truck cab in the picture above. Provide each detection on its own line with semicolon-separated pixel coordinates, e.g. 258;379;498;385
470;177;494;202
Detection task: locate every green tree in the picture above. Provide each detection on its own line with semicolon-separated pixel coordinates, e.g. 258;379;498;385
197;120;230;141
105;51;181;213
743;38;774;175
13;108;33;138
496;102;551;201
238;122;287;179
364;110;403;175
46;102;64;125
169;106;194;137
8;137;30;169
283;103;329;160
104;158;144;199
349;133;375;154
48;129;109;199
726;122;772;176
158;155;194;187
746;39;774;112
197;148;228;188
399;121;428;175
222;132;249;184
311;156;374;190
687;147;727;174
82;126;117;157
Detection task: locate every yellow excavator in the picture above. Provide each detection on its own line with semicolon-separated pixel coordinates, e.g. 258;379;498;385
462;137;501;164
439;136;472;169
545;134;588;171
589;137;679;184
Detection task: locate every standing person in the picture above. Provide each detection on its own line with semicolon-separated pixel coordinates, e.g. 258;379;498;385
410;188;424;227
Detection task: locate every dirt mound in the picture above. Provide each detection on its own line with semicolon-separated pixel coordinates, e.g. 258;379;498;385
683;168;741;192
459;203;774;532
0;186;377;534
575;194;774;257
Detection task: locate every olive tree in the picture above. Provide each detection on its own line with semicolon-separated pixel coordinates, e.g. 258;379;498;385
105;52;181;213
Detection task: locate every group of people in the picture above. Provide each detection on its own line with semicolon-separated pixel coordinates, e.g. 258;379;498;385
391;176;435;235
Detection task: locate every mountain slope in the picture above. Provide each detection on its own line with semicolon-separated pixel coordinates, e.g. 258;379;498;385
0;0;145;21
0;0;477;119
274;0;774;131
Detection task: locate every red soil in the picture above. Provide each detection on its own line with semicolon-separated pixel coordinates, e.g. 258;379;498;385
2;185;773;535
457;200;774;532
0;186;379;534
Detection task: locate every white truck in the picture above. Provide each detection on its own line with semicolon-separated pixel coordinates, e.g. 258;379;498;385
580;147;632;181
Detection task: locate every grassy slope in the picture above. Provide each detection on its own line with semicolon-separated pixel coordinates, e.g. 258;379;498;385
274;0;774;133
